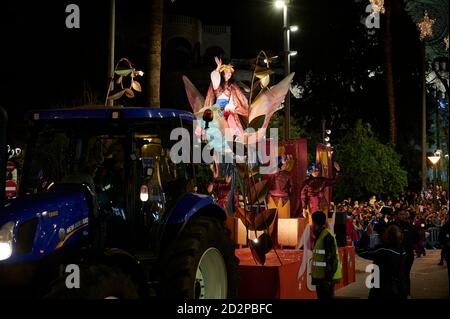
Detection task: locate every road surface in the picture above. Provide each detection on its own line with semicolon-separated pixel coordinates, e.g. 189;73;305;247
335;249;449;299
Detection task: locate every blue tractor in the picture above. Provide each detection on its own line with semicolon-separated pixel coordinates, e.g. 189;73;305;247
0;106;238;298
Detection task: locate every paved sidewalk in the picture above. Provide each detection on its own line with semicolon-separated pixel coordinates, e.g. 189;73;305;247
335;249;449;299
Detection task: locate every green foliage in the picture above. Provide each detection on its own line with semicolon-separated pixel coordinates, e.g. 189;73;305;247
333;119;408;200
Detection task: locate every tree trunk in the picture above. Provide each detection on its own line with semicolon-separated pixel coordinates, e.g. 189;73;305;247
384;0;397;146
147;0;164;107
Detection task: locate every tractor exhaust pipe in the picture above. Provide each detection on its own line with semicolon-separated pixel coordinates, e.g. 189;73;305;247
0;106;7;200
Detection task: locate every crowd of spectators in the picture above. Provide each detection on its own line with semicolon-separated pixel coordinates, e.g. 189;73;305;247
329;185;449;299
331;185;449;254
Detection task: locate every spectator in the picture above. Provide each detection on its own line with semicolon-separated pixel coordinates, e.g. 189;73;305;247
438;213;449;266
333;190;448;254
354;219;364;248
413;213;426;257
441;190;448;204
364;219;383;249
393;209;418;297
437;214;450;297
432;213;442;228
358;225;407;299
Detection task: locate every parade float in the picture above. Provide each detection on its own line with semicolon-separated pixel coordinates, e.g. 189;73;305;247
1;53;355;299
183;51;356;298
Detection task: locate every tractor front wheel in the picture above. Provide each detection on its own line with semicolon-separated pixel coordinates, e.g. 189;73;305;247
159;215;239;299
43;264;138;299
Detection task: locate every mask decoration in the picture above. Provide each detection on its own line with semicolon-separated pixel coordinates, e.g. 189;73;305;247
306;162;321;176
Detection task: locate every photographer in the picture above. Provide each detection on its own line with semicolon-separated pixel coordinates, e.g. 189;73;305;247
357;225;407;299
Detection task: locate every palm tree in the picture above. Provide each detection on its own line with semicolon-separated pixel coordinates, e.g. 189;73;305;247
384;0;398;146
147;0;164;107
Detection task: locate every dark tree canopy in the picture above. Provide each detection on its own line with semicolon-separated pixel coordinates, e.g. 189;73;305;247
333;119;408;200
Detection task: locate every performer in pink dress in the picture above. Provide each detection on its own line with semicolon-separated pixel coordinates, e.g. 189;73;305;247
204;57;249;137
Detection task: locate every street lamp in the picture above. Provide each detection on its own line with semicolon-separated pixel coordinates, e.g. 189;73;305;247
428;154;441;210
107;0;116;107
275;0;296;140
322;119;332;147
275;0;285;9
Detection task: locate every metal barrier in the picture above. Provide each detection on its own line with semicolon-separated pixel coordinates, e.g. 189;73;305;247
425;227;440;248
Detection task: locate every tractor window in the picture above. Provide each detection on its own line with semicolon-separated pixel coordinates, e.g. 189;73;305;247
134;128;195;221
20;122;127;198
93;137;127;216
22;128;76;194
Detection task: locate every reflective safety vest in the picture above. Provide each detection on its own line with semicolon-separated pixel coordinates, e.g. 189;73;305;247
311;228;342;280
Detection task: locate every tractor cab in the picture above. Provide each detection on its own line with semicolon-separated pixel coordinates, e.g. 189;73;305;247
19;107;196;252
0;106;237;299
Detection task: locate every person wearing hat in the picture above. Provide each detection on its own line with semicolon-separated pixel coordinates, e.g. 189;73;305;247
300;161;340;224
203;56;249;138
310;211;342;300
267;148;294;220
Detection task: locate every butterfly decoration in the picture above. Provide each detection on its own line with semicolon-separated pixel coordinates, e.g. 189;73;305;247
183;51;296;255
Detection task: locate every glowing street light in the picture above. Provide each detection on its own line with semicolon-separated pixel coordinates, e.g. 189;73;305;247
275;0;285;9
428;154;441;210
323;121;332;146
428;155;440;165
290;25;299;32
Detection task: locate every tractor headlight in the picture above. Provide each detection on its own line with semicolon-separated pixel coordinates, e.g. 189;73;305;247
0;221;15;261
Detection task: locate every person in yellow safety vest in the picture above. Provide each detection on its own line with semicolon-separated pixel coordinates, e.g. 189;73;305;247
311;210;342;300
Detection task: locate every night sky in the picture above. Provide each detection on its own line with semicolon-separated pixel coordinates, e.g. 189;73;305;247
0;0;429;183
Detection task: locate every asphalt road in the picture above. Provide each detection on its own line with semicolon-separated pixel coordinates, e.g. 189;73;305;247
335;249;449;299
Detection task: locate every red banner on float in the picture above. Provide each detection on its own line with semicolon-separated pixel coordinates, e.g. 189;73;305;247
315;143;333;205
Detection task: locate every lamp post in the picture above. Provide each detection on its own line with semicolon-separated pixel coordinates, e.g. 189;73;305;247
107;0;116;107
428;154;440;210
275;0;297;140
432;60;449;186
